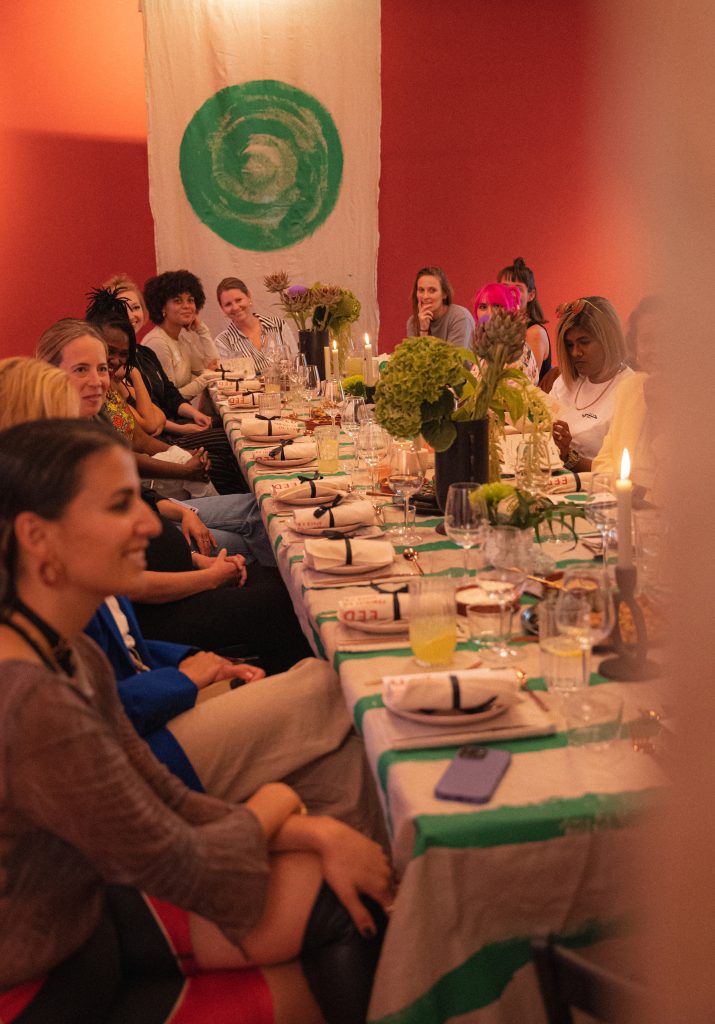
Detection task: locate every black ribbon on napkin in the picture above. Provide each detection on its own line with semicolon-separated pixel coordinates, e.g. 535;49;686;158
321;534;354;565
449;675;462;710
297;472;321;496
369;580;408;623
268;438;295;460
256;413;280;435
312;493;344;526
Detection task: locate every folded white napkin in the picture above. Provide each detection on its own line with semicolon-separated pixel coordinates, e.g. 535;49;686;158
242;416;299;437
338;590;412;625
272;475;353;504
383;668;518;712
258;440;317;462
303;537;395;571
294;498;375;531
227;392;260;408
219;357;256;379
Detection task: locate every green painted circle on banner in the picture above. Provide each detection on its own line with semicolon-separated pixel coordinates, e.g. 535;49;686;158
180;80;343;252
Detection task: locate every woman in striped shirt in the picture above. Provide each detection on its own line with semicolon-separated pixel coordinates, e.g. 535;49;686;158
214;277;297;372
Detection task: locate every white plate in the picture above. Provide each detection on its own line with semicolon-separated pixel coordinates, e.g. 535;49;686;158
309;558;395;576
255;455;316;468
383;695;511;727
338;617;409;635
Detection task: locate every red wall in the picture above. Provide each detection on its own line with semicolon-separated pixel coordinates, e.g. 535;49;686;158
378;0;650;350
0;1;154;357
1;1;648;358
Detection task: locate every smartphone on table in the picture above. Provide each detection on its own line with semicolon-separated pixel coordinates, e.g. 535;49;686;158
434;745;511;804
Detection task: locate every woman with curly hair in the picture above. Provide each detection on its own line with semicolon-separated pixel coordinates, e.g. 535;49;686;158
143;270;219;402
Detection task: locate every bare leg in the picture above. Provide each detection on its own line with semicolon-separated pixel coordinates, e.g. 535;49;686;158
189;851;322;968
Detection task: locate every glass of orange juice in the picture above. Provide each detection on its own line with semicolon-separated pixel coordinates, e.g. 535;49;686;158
408;577;457;667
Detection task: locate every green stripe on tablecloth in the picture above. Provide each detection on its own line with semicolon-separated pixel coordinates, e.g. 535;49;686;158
411;787;662;857
375;733;567;790
334;645;413;676
368;917;627;1024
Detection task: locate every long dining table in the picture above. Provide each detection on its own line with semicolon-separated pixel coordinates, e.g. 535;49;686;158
216;392;666;1024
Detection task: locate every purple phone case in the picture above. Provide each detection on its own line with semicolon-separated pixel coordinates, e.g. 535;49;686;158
434;746;512;804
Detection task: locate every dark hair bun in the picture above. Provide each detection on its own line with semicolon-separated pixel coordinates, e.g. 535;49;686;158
513;257;526;269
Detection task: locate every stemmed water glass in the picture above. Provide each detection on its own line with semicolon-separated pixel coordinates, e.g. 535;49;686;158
468;566;526;664
357;421;389;493
321;378;344;426
444;482;485;576
585;473;618;567
340;396;366;471
555;567;615;688
387;438;424;545
289;355;309;412
304;364;321;413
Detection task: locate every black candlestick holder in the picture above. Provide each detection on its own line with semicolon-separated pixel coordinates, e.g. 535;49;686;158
598;565;660;681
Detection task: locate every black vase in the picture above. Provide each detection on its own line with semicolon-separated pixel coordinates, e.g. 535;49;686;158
434;419;489;511
298;329;330;380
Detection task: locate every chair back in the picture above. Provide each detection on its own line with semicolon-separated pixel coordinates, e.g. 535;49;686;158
530;936;650;1024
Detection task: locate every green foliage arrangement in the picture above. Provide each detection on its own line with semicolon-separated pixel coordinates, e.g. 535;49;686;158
374;336;470;448
471;482;584;539
342;374;366;397
374;309;532;452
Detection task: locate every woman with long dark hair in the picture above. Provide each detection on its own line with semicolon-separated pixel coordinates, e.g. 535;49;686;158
497;256;551;380
0;419;391;1023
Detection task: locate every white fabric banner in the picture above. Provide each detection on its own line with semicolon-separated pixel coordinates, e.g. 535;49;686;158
142;0;381;340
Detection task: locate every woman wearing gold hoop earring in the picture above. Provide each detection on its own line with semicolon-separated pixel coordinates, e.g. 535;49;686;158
547;296;634;473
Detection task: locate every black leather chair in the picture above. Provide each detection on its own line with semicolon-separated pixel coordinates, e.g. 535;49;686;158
530;935;650;1024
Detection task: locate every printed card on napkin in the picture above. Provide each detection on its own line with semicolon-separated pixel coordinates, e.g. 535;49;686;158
293;499;375;531
383;668;518;712
227;392;260;408
338;590;412;625
303;537;395;571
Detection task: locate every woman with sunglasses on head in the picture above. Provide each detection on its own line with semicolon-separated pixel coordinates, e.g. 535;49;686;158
497;256;551;380
549;296;633;473
0;419;391;1024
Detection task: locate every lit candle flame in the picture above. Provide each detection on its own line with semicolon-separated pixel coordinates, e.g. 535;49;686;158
331;340;338;351
620;448;631;481
364;332;371;347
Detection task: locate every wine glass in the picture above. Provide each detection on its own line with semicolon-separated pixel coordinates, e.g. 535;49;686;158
585;473;618;567
387;439;424;545
321;378;344;426
288;358;309;414
301;364;319;411
340;396;366;471
467;566;526;664
555;567;615;688
357;421;389;492
444;482;485;576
